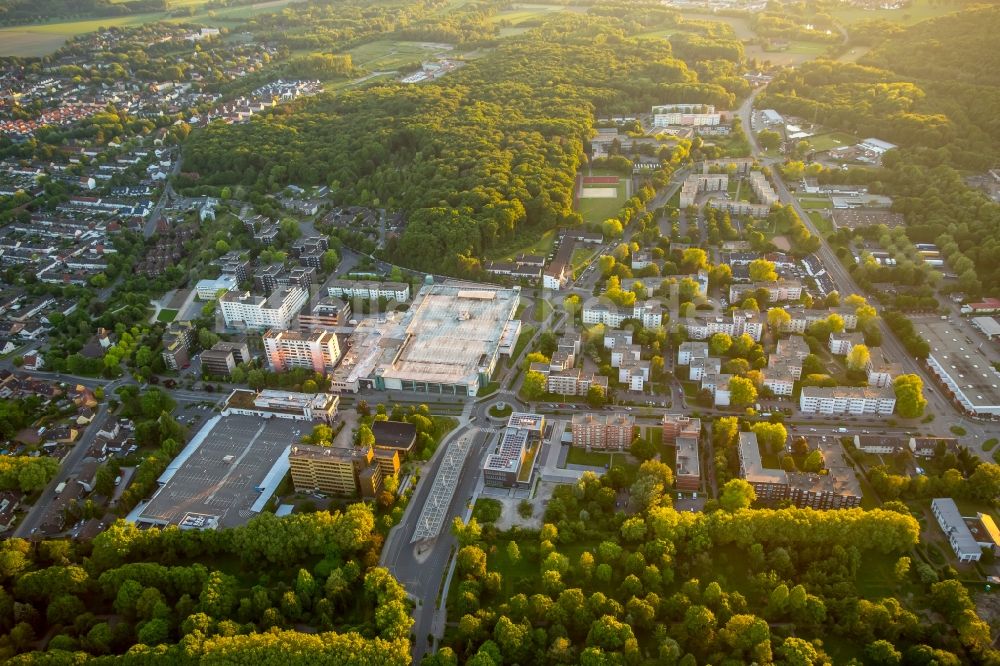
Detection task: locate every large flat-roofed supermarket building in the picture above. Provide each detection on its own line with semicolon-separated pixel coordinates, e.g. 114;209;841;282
331;280;520;396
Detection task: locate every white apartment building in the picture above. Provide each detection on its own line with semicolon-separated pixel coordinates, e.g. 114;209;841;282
866;346;899;389
678;341;709;366
582;300;663;329
782;307;860;335
327;280;410;302
220;287;308;331
702;372;732;407
685;310;764;342
611;345;641;368
264;329;342;373
689;356;721;382
763;371;795;397
679;173;728;208
730;280;802;304
799;385;896;416
748;171;779;208
829;331;864;356
618;359;650;391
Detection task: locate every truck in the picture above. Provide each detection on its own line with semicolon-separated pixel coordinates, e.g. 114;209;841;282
54;481;66;495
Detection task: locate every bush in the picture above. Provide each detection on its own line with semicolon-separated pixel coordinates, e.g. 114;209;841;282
517;500;533;519
949;425;967;436
472;498;503;523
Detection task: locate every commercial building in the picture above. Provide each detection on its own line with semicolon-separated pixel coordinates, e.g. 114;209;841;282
126;415;295;529
919;320;1000;417
498;319;522;357
195;274;239;300
223;389;339;423
370;420;418;476
799;385;896;416
331;281;519;396
263;329;341;373
571;412;634;451
289;444;381;498
931;498;982;563
201;340;250;378
220;287;307;331
297;296;352;331
482;413;545;488
327;279;410;302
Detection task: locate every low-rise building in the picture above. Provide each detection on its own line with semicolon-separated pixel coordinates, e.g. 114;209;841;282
223;389;339;423
854;435;905;455
931;498;982;563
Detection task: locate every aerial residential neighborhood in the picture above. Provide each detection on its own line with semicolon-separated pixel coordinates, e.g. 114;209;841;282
0;0;997;664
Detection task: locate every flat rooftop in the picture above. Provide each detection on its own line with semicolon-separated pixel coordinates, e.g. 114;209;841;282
379;281;519;386
918;320;1000;413
132;414;296;529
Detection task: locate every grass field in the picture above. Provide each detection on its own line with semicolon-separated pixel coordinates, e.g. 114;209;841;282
746;41;831;66
156;308;179;323
808;131;859;152
577;171;628;225
347;39;453;71
0;0;301;57
831;0;961;26
486;228;557;261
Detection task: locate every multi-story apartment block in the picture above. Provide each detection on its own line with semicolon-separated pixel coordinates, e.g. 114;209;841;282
264;329;341;373
729;280;802;304
571;412;635;451
685;310;764;342
675;434;701;491
662;414;701;443
866;346;899;388
829;331;865;356
677;341;709;366
748;171;779;207
618;359;650;391
689;356;721;382
160;321;195;370
296;297;351;331
799;385;896;416
582;300;663;329
327;280;410;302
546;368;608;396
254;264;284;293
679;173;728;208
220;287;308;331
762;371;795;397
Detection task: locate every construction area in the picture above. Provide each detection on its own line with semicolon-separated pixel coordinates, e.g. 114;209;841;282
127;414;297;529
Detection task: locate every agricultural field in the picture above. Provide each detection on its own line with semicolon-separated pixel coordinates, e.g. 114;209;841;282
347;39;455;71
0;0;302;57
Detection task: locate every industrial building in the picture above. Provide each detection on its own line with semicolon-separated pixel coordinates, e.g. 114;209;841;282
330;281;520;396
263;329;341;373
919;320;1000;418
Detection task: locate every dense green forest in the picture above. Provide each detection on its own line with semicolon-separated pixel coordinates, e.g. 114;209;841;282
184;15;741;274
0;505;412;663
423;452;999;665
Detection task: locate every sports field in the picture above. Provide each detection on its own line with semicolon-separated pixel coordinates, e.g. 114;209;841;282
348;40;454;71
577;173;628;225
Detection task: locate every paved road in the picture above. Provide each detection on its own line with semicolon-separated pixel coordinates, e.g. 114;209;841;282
736;90;982;437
